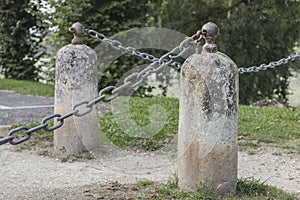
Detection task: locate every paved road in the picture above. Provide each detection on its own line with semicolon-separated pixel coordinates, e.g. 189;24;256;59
0;90;54;125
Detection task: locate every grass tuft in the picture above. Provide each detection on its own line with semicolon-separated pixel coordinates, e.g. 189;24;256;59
235;178;296;199
135;180;154;187
138;177;297;199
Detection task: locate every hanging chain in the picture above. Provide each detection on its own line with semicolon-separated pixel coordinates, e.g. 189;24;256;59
87;29;300;74
238;51;300;74
87;29;188;70
1;26;299;146
0;31;197;146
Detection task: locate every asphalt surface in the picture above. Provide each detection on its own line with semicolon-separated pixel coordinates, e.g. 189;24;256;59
0;90;54;125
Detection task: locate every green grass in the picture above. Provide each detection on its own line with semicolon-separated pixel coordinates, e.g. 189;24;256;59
233;178;296;200
135;176;296;199
0;78;54;97
239;105;300;151
99;97;300;152
135;180;154;187
98;96;178;150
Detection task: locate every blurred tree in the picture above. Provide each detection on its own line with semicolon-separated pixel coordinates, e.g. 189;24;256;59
0;0;46;81
39;0;300;103
42;0;152;88
159;0;300;104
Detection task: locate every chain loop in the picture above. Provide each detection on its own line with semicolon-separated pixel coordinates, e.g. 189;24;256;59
99;86;119;102
26;123;48;134
57;111;76;121
41;114;64;131
87;95;105;107
8;126;31;145
73;101;93;117
158;52;174;66
111;82;132;95
136;65;156;80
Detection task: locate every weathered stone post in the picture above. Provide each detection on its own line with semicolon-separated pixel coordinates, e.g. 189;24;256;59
54;22;98;156
177;22;239;196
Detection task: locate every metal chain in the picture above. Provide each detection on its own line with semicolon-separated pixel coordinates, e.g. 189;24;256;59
1;27;299;146
0;33;196;146
87;29;300;74
238;51;300;74
87;29;185;70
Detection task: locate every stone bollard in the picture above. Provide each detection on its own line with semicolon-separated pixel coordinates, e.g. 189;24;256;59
177;22;239;196
54;22;99;156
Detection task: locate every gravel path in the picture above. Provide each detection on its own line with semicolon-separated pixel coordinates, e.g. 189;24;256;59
0;91;299;199
0;144;299;199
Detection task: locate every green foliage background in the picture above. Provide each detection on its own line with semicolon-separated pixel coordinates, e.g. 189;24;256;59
0;0;46;81
42;0;152;88
158;0;300;104
0;0;299;104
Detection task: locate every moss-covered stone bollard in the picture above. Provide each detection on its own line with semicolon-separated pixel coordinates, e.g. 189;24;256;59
54;22;98;156
177;22;239;196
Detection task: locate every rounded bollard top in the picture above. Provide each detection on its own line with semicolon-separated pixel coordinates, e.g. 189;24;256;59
201;22;219;53
69;22;86;45
201;22;219;39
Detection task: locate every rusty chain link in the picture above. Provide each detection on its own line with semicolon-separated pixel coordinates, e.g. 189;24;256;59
1;27;299;146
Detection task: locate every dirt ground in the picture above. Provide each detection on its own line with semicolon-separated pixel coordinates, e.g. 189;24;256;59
0;89;299;199
0;142;299;200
